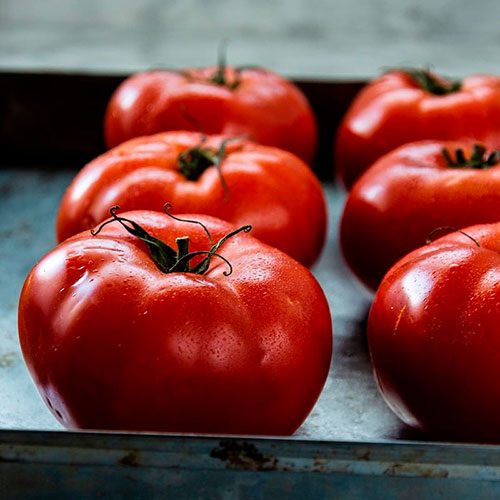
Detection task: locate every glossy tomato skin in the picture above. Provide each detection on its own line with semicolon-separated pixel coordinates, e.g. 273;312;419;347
19;212;332;434
340;140;500;291
56;131;327;268
336;71;500;188
368;223;500;441
105;67;318;165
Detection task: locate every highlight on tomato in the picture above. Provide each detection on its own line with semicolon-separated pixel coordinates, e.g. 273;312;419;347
105;47;317;165
56;131;327;268
19;208;333;435
335;68;500;188
368;222;500;442
340;140;500;291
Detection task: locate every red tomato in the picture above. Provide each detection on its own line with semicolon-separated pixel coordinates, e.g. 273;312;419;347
105;66;317;165
335;69;500;188
368;222;500;441
340;140;500;291
56;132;327;268
19;210;332;434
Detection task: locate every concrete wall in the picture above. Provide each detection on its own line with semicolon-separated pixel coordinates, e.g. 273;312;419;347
1;0;499;79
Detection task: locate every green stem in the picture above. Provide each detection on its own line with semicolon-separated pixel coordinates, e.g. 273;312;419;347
402;69;461;95
175;236;191;272
91;205;252;276
426;226;480;247
178;137;246;201
208;39;241;89
209;39;228;86
442;143;500;169
178;143;215;181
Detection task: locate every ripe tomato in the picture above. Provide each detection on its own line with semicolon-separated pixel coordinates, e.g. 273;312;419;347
368;222;500;441
56;131;327;268
340;140;500;290
104;65;317;164
19;210;332;434
335;69;500;188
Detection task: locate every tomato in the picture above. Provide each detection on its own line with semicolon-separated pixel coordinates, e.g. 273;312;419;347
368;222;500;441
19;210;332;434
340;140;500;291
56;131;327;268
335;69;500;188
104;65;317;165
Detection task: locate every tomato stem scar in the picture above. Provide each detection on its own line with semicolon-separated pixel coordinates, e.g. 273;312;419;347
91;205;252;276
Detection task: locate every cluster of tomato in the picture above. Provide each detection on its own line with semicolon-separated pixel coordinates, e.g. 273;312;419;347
18;62;332;435
338;69;500;441
18;61;500;442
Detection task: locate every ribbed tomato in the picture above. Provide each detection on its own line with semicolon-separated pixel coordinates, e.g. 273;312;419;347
20;210;333;434
57;132;327;267
105;65;317;164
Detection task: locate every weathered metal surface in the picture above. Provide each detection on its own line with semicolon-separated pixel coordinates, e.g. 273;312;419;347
2;431;500;499
4;168;499;497
0;170;407;440
1;72;499;497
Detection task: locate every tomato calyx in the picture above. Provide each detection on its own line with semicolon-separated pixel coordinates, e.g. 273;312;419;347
178;136;244;201
402;69;461;95
442;143;500;170
426;226;480;247
91;204;252;276
178;139;216;181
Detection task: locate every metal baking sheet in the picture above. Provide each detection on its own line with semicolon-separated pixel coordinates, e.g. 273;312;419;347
0;172;406;440
2;72;500;498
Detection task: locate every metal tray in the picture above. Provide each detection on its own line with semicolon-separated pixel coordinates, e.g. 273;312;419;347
1;72;499;498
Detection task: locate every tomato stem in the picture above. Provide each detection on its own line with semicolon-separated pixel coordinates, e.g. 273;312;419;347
175;236;191;272
91;205;252;276
402;69;461;95
208;39;242;89
178;141;215;181
442;143;500;169
178;136;245;202
426;226;480;247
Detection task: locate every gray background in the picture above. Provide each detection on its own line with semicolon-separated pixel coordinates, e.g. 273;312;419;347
1;0;499;79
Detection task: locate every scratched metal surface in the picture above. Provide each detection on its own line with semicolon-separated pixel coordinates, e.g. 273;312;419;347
3;431;500;499
0;168;413;440
4;168;500;499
